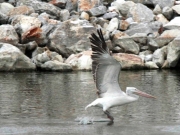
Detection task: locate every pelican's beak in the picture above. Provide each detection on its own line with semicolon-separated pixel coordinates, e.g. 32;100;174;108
134;89;156;99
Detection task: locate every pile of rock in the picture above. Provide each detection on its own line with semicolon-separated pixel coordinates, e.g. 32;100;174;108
0;0;180;71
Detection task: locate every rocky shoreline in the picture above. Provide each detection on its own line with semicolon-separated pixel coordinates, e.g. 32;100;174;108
0;0;180;71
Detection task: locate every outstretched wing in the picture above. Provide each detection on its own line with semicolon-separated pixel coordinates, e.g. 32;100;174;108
89;29;124;98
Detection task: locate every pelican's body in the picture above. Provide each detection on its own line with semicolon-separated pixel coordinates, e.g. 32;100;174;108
86;29;155;124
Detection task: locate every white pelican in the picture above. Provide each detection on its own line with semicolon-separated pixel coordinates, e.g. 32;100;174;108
85;29;156;125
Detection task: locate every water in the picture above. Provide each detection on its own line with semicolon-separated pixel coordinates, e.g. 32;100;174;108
0;70;180;134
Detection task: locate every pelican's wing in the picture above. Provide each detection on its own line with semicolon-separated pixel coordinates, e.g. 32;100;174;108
89;29;124;98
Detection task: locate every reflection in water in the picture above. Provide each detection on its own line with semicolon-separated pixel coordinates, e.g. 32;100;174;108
0;70;180;125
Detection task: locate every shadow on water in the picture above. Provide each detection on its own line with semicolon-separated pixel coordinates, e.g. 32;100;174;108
0;70;180;134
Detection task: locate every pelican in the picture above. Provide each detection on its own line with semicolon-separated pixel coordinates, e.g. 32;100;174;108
85;29;156;124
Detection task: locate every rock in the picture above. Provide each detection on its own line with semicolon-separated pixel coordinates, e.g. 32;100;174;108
162;6;173;20
102;12;118;20
112;53;144;69
164;17;180;29
119;20;130;31
145;61;159;69
32;49;72;71
152;0;175;8
167;36;180;67
49;0;67;9
60;9;70;21
155;29;180;47
111;1;135;17
41;60;72;71
172;5;180;15
147;38;159;51
78;0;103;11
8;5;35;16
0;2;14;15
128;3;154;23
153;4;162;15
152;46;167;68
131;33;147;45
112;31;140;54
106;18;119;32
162;60;170;68
125;21;162;36
10;15;42;43
0;12;9;24
16;0;61;19
80;11;89;20
48;19;95;57
65;0;78;12
65;51;92;70
155;14;169;25
0;42;36;71
88;6;107;17
0;24;19;45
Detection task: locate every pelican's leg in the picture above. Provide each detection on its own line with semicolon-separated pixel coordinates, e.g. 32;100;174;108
104;111;114;125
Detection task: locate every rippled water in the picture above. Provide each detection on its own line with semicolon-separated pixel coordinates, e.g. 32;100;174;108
0;70;180;134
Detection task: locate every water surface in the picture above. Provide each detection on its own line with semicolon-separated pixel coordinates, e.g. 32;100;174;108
0;70;180;134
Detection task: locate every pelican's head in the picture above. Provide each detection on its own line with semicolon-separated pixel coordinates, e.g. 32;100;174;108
126;87;156;99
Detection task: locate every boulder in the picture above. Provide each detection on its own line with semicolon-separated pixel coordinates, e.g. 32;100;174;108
102;12;119;20
152;0;175;8
167;36;180;67
153;4;162;15
155;14;169;25
65;51;92;70
48;19;95;57
65;0;78;12
172;5;180;15
16;0;61;19
128;3;154;23
8;5;35;16
0;42;36;71
152;46;167;68
106;18;119;32
125;21;162;36
78;0;103;11
112;30;140;54
49;0;67;9
0;2;14;15
164;17;180;29
32;49;72;71
119;20;130;31
88;6;107;17
80;11;90;20
162;6;173;20
0;24;19;45
60;9;70;21
10;15;42;43
131;33;147;45
145;61;159;69
0;12;9;24
112;53;144;69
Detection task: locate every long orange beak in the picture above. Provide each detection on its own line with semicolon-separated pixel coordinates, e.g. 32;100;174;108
134;89;156;99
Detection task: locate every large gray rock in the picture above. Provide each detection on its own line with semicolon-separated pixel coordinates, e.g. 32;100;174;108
125;21;162;36
16;0;61;19
32;49;72;71
152;46;167;68
172;5;180;15
48;19;95;57
112;31;140;55
0;12;9;24
128;3;154;23
0;25;19;45
66;0;78;12
152;0;175;8
65;51;92;70
164;17;180;29
155;14;169;25
0;42;36;71
111;1;135;17
0;2;14;15
8;5;35;16
10;15;41;43
167;36;180;67
162;6;173;20
112;53;144;69
88;6;107;17
153;4;162;15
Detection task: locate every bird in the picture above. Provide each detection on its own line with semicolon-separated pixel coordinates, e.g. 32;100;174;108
85;29;156;125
